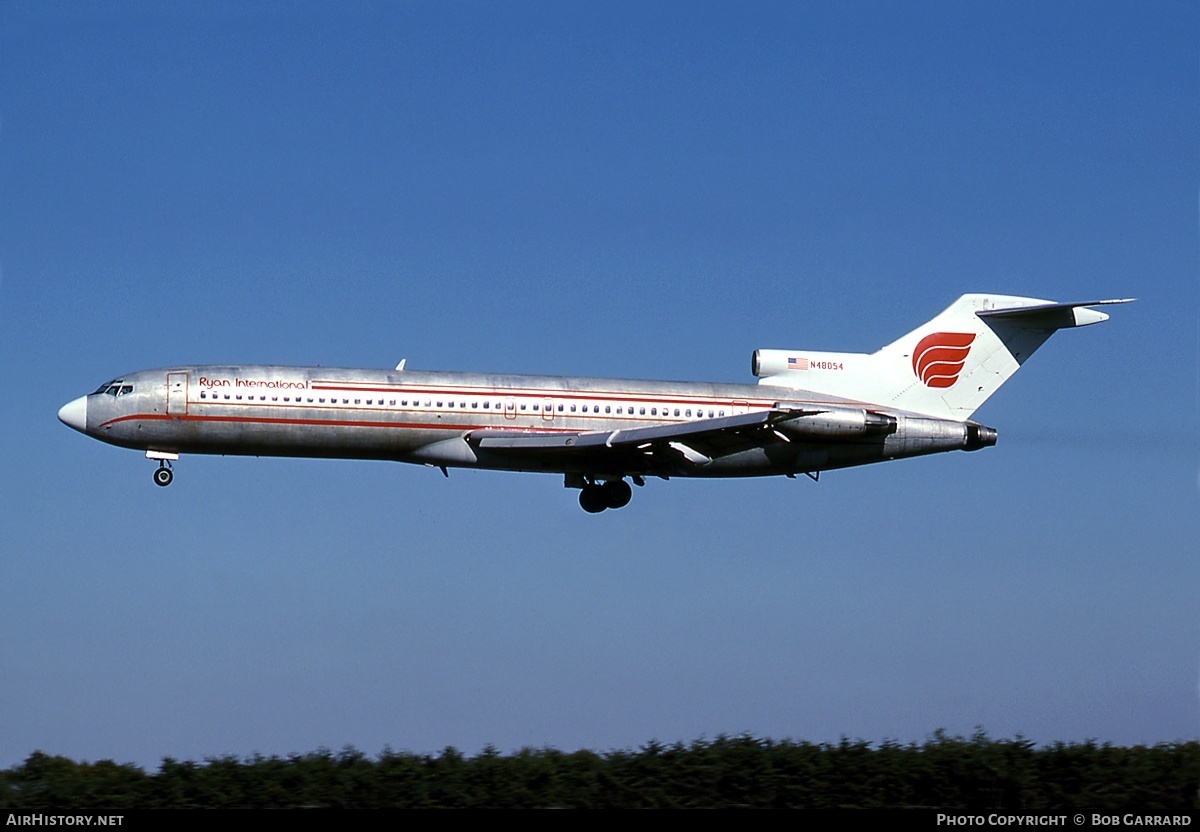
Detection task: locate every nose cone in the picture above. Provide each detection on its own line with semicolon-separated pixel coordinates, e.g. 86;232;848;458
58;396;88;433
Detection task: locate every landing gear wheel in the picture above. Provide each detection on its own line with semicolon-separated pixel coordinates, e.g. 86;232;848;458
602;480;632;509
579;485;607;513
153;466;173;487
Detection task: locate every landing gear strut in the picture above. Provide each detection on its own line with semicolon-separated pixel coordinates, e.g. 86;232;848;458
153;462;173;487
578;479;633;513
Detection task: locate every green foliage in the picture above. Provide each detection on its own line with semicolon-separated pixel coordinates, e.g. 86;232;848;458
2;733;1197;810
0;751;151;810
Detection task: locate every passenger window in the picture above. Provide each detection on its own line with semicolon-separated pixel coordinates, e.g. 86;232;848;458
674;409;680;416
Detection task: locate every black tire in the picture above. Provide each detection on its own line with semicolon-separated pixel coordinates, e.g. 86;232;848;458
153;467;173;487
578;486;607;513
602;480;632;509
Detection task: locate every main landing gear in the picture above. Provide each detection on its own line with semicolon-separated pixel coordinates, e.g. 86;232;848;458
577;478;634;514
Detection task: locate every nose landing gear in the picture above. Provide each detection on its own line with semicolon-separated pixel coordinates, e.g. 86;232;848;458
153;464;173;487
146;450;179;487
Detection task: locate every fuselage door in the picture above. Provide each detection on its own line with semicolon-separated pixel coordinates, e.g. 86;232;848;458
167;372;188;416
504;397;517;420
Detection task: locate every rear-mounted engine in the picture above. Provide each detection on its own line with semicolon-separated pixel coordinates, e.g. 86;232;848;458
774;406;898;440
965;422;998;450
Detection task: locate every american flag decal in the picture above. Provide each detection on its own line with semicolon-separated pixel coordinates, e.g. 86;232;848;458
787;356;809;371
912;332;976;388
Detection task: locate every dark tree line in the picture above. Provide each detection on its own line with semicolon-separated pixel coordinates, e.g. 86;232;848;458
2;732;1197;810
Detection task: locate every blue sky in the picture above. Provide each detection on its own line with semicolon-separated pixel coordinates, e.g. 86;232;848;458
1;1;1196;769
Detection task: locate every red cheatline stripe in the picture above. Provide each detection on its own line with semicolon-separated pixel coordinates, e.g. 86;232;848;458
98;412;585;433
293;382;883;410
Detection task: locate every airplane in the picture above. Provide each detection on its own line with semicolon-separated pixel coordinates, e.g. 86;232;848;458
58;294;1129;512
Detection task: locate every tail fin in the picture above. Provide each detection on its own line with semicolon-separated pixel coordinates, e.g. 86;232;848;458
753;294;1132;420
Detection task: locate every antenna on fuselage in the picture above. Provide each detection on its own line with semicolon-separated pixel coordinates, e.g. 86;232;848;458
395;359;406;371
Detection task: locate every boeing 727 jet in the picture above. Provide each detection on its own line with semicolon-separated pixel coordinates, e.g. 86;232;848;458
58;294;1128;512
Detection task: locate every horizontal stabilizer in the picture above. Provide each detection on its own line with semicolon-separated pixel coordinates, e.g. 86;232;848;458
977;298;1135;328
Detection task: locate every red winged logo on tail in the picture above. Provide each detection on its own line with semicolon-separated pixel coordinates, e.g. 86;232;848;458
912;332;976;388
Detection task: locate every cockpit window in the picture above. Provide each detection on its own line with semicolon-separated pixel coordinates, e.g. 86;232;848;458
91;381;134;396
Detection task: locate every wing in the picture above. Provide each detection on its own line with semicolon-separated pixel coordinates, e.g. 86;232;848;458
464;405;896;475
